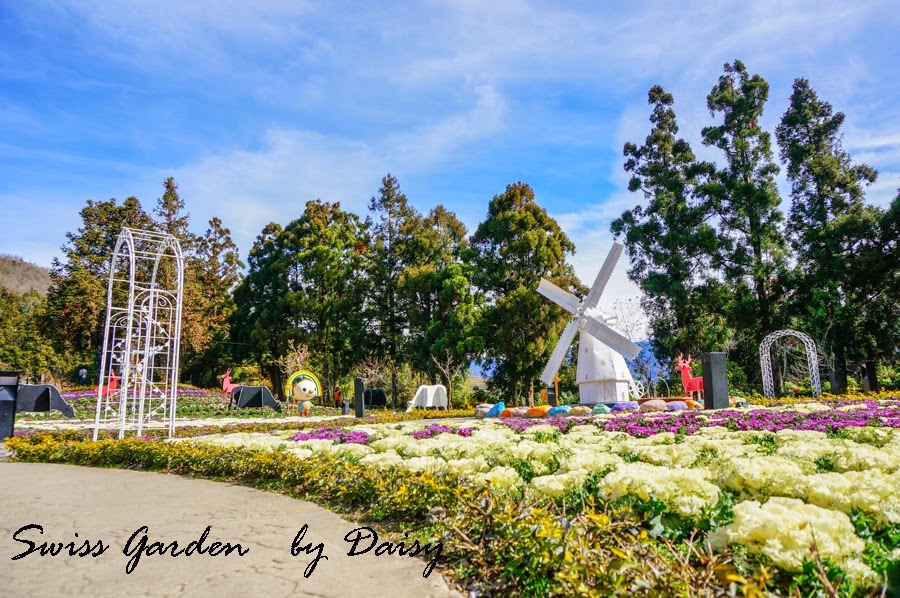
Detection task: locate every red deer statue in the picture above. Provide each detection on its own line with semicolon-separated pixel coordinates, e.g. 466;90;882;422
675;353;703;401
221;368;239;394
97;369;120;397
219;368;282;413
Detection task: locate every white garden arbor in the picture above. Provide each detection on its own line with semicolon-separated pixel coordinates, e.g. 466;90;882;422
759;330;821;398
93;228;184;440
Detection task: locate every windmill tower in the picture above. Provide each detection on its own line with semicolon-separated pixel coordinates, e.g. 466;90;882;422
537;242;641;404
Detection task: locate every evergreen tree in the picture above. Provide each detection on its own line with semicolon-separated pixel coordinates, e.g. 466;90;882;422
150;178;207;381
154;177;196;249
43;197;155;358
181;217;244;386
611;85;726;367
366;174;420;407
775;78;879;391
423;261;482;406
470;182;583;405
399;205;470;380
699;60;789;382
231;222;291;395
278;200;368;398
0;288;59;381
880;191;900;300
196;217;244;319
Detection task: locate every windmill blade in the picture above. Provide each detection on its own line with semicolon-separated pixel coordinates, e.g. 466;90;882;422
540;319;579;386
583;242;623;310
537;279;581;315
580;314;641;360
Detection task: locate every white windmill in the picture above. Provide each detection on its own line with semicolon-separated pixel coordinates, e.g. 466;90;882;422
537;242;642;404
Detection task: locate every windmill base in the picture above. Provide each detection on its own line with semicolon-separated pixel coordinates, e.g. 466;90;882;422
578;381;631;404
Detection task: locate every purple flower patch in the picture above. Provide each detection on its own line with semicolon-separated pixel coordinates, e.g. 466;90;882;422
410;424;459;439
291;428;371;445
599;400;900;437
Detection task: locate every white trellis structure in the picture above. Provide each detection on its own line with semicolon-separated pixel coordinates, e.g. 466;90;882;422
93;228;184;440
759;330;821;398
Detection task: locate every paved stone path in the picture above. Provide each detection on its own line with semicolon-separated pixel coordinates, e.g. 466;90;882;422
0;460;464;598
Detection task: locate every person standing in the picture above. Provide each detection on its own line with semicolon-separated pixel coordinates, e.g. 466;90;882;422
78;367;88;385
333;385;342;409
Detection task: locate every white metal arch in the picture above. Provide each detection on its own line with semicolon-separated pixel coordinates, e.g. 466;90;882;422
93;228;184;439
759;330;821;398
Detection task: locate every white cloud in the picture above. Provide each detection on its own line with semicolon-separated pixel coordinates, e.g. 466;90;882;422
553;189;646;307
5;0;900;308
862;173;900;208
173;84;506;250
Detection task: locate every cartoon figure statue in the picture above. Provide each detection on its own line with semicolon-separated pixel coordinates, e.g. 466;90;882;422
285;370;322;416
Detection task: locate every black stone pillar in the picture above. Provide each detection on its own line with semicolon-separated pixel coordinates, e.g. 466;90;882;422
354;376;365;418
0;371;21;440
701;353;729;410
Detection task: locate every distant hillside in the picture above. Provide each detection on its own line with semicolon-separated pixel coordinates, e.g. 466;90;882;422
0;254;52;295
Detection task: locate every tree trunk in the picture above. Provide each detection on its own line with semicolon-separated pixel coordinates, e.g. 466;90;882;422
391;368;398;410
445;373;452;410
270;364;284;400
866;358;879;392
770;345;783;396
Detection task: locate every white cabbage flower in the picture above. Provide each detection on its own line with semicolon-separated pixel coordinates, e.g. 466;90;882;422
711;456;811;497
473;466;522;490
327;443;375;458
445;456;490;476
359;450;404;470
709;497;870;582
803;470;900;523
559;450;623;473
402;455;448;474
531;470;589;498
598;462;720;517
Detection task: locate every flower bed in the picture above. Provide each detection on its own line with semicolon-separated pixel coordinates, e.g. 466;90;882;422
14;385;473;423
7;400;900;596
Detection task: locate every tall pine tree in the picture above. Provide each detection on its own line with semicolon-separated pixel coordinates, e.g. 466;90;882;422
278;200;368;398
699;60;789;382
182;216;244;386
399;205;470;381
231;223;291;394
775;78;879;391
43;197;155;358
612;85;725;366
366;174;420;407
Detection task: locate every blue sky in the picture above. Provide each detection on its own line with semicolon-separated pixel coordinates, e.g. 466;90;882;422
2;1;899;316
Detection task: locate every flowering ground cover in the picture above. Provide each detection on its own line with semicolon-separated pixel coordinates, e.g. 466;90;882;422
8;400;900;596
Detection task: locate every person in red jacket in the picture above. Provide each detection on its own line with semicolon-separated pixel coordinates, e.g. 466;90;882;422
333;385;342;409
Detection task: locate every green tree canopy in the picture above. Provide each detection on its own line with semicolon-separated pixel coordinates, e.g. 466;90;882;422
278;200;368;395
699;60;789;382
775;77;880;390
612;85;726;365
470;182;584;405
366;174;421;406
43;196;155;358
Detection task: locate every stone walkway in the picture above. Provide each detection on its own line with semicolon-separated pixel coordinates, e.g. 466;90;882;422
0;460;465;597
